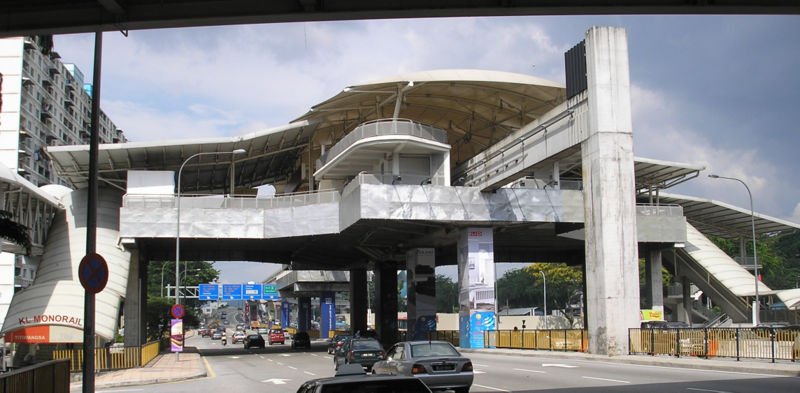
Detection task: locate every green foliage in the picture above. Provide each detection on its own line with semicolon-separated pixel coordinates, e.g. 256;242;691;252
145;261;217;340
709;232;800;290
435;274;458;313
0;210;31;254
496;263;583;313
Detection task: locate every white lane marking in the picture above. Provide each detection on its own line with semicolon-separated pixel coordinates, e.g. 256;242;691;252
513;368;546;374
542;363;577;368
473;363;488;367
281;354;292;357
229;356;240;359
98;390;144;393
311;354;321;357
472;384;511;392
288;366;298;370
262;378;290;385
304;371;316;376
277;362;284;366
259;355;265;359
687;388;732;393
267;358;274;362
582;376;631;384
473;370;486;374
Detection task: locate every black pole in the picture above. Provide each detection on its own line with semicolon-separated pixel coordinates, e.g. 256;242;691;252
82;30;102;393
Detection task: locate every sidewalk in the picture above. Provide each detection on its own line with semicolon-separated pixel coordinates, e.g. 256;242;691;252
69;348;207;390
459;347;800;376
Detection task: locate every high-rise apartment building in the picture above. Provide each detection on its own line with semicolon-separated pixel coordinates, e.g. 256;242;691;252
0;35;127;188
0;35;128;293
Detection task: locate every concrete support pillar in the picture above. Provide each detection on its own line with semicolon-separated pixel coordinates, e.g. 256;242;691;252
646;247;664;312
281;301;291;329
581;26;640;355
320;291;335;339
681;276;692;324
407;249;436;340
349;268;368;335
457;228;496;348
297;297;312;332
123;248;145;346
374;265;398;348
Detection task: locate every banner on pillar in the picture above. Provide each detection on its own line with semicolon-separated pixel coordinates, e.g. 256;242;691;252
462;228;495;312
170;319;183;352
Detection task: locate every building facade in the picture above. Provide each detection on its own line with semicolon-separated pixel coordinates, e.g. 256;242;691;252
0;35;127;298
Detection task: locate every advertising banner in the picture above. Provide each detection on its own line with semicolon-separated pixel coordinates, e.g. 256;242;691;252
170;319;183;352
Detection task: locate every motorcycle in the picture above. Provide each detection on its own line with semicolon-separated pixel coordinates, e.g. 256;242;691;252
222;336;227;346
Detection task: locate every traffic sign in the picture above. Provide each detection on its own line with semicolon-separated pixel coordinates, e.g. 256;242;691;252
263;292;281;301
263;284;276;292
78;253;108;294
171;304;185;319
221;284;243;300
198;284;220;300
243;283;262;300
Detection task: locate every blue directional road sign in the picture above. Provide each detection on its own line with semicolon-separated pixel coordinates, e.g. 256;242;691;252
198;284;220;300
221;284;243;300
243;284;262;300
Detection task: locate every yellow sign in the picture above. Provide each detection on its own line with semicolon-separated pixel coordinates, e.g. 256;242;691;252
640;309;663;321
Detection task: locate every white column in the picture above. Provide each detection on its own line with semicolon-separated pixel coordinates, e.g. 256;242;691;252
581;26;640;356
457;228;496;349
406;248;436;340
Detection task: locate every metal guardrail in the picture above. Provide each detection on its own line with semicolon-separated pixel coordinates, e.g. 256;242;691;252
52;341;161;373
0;359;70;393
318;118;449;167
636;204;684;217
486;329;588;352
629;328;800;362
123;190;340;210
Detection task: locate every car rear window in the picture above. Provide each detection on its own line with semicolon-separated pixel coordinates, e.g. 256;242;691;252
320;379;430;393
410;342;460;358
352;340;382;350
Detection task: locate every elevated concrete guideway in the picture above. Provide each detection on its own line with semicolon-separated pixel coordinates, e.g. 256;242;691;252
34;27;799;356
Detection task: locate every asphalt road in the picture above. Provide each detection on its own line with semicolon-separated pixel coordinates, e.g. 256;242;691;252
94;334;798;393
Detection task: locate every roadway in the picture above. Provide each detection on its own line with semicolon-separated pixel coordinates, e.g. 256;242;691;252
92;334;797;393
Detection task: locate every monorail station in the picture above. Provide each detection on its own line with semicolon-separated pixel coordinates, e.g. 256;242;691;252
1;27;798;362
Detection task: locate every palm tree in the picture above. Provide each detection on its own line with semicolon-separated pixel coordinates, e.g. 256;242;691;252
0;210;31;255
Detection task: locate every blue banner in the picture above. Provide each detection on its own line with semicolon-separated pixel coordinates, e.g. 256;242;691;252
221;284;243;300
198;284;219;300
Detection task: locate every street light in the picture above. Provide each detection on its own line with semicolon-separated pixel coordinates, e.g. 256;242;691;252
539;271;547;330
175;148;245;357
708;174;759;326
160;263;172;298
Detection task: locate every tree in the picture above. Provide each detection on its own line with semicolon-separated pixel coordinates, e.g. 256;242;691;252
435;274;458;313
0;210;31;255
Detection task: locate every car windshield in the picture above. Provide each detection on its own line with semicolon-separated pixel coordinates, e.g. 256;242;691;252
319;379;429;393
351;340;382;350
410;343;459;358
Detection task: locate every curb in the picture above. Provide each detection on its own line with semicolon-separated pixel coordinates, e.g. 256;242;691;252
459;349;800;377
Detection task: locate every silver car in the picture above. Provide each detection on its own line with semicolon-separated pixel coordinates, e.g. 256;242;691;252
372;341;473;393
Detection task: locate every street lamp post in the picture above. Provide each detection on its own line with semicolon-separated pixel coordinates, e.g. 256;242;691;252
708;174;759;326
175;149;245;358
539;271;547;330
160;263;171;298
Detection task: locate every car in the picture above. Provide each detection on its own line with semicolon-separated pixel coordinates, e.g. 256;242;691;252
268;329;286;345
328;334;352;354
243;334;266;349
292;331;311;349
232;331;246;344
257;327;269;335
372;341;473;393
211;331;222;340
334;338;385;372
297;364;432;393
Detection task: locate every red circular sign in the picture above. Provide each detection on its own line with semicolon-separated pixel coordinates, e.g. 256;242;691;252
171;304;186;319
78;253;109;294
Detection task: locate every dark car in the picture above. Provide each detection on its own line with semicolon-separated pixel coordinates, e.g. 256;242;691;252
373;341;473;393
334;338;385;372
243;334;265;349
292;331;311;349
328;334;352;354
297;364;432;393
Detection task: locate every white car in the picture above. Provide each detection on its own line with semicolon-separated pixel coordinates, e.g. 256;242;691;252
232;331;247;344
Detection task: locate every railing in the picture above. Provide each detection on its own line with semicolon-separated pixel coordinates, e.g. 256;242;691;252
398;330;460;347
319;118;449;167
123;189;340;210
0;359;70;393
636;204;684;217
629;327;800;362
52;341;161;373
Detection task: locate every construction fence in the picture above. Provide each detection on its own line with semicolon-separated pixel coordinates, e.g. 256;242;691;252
52;341;161;373
485;329;588;352
629;327;800;362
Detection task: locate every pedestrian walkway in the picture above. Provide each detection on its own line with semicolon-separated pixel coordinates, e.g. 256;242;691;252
69;348;206;390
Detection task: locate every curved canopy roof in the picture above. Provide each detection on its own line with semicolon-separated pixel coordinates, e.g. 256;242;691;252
295;69;566;166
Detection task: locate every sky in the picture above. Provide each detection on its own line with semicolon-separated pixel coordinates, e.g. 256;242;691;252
49;14;800;284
